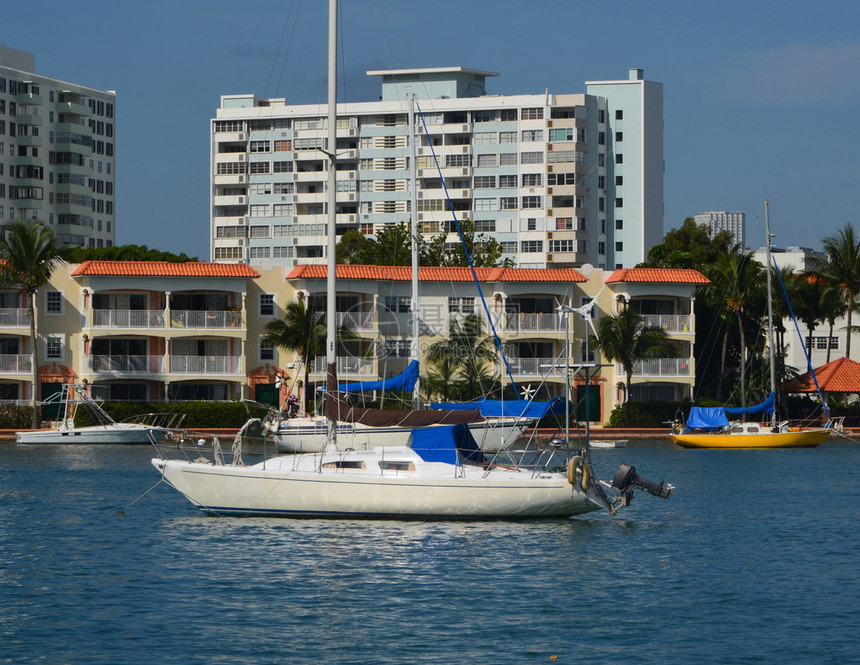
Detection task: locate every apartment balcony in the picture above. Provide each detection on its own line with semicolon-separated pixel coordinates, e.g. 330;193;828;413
621;358;692;377
337;311;374;332
92;309;166;328
311;356;375;377
169;355;242;375
502;312;564;333
16;92;42;105
170;310;244;330
641;314;692;333
55;101;92;116
16;113;43;126
507;357;563;377
0;309;30;327
89;355;165;374
0;354;33;374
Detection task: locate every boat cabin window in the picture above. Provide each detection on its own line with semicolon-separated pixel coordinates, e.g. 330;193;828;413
378;461;414;472
322;460;366;469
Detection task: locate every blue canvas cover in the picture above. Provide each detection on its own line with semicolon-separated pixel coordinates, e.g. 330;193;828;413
429;396;567;419
410;423;486;466
684;407;731;431
724;392;776;416
337;360;419;394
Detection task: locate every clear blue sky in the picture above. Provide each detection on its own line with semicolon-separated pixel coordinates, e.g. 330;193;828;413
5;0;860;259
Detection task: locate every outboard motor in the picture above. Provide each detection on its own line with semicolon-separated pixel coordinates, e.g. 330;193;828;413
611;464;672;506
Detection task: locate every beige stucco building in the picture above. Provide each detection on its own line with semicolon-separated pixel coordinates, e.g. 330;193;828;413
0;261;706;423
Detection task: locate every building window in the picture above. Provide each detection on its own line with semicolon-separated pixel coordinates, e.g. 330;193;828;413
616;176;623;186
520;152;543;164
549;239;574;253
499;175;517;188
273;161;293;173
474;175;496;188
473;198;496;211
250;246;271;259
46;335;63;359
46;291;63;314
522;196;542;209
260;339;275;361
249;162;270;174
260;294;276;316
499;131;517;144
499;197;518;210
250;205;270;217
548;128;575;142
274;140;292;151
556;218;573;230
499;153;518;166
446;154;470;167
527;218;537;231
521;108;544;120
214;247;243;260
616;219;624;230
384;296;411;313
250;140;270;153
521;129;543;142
500;109;518;122
615;241;623;252
615;132;623;142
521;173;542;187
615;198;623;208
476;154;497;168
615;110;623;120
448;297;475;314
521;240;543;253
500;241;517;254
615;154;623;164
548;173;575;186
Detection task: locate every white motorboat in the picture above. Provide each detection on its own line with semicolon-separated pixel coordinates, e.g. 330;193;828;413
589;439;628;449
17;383;169;445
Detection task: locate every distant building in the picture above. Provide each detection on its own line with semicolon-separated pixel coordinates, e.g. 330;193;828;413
210;67;664;270
0;46;116;248
694;211;745;248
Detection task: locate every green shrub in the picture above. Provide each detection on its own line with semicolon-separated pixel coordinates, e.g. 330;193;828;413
0;403;34;429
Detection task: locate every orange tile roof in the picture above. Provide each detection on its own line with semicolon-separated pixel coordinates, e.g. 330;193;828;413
285;264;587;282
605;268;710;284
70;261;261;278
785;357;860;393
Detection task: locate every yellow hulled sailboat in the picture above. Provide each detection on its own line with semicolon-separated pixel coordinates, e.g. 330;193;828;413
670;202;836;449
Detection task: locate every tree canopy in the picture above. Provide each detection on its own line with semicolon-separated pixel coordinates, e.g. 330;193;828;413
639;218;733;270
66;244;198;263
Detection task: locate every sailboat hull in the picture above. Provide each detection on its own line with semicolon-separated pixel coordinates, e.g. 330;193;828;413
152;449;597;519
670;428;831;449
272;419;529;453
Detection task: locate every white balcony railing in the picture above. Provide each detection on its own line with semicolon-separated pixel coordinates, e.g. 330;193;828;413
92;309;166;328
0;308;30;327
337;311;374;331
503;312;564;332
170;310;244;329
89;355;165;373
0;354;33;373
507;357;564;376
169;355;242;374
641;314;691;333
312;356;375;376
621;357;692;377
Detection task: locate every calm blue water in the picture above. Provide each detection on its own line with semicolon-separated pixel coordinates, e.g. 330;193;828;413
1;440;859;664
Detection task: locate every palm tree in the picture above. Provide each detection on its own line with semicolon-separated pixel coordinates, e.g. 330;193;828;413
0;221;73;428
261;298;325;413
806;224;860;360
427;314;497;401
591;305;675;426
698;246;764;406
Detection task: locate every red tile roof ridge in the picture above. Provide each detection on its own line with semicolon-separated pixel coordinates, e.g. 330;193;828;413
284;264;587;282
70;260;261;278
606;268;709;284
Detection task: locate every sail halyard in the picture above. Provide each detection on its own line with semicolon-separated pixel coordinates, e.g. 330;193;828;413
764;201;777;429
414;101;520;398
325;0;338;450
408;93;421;409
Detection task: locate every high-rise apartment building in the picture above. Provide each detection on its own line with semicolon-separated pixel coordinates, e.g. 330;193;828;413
0;46;116;248
210;67;663;269
693;211;745;248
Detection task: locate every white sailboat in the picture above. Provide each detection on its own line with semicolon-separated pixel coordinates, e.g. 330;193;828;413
17;383;169;445
152;0;670;518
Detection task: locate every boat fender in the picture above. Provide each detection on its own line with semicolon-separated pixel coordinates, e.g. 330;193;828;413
567;456;591;490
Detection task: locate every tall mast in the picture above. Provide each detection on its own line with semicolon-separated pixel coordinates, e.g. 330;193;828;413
325;0;338;447
764;200;777;427
408;93;420;409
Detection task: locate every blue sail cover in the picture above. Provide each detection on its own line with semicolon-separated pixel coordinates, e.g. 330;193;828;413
429;396;567;419
410;423;486;466
685;392;776;431
724;392;776;416
684;407;731;431
337;360;419;394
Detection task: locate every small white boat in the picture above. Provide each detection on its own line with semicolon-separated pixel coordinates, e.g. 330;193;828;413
590;439;628;449
16;383;169;445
